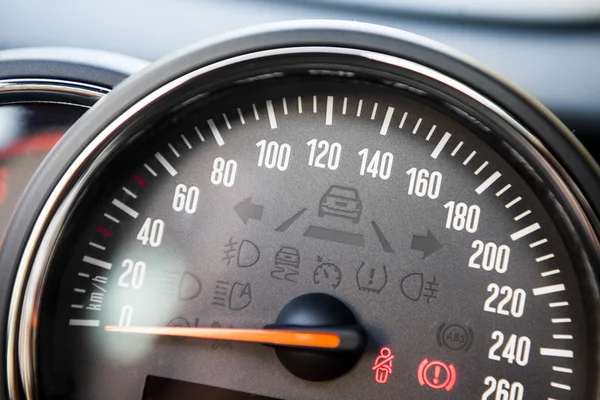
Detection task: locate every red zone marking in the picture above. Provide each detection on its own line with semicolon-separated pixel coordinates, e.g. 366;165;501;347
96;227;113;237
0;133;62;160
132;174;147;188
95;173;147;238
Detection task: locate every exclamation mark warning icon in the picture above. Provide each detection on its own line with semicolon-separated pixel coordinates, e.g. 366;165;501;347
356;263;387;294
417;358;456;391
433;365;441;385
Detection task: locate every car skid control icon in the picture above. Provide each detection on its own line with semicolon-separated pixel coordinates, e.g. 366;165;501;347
372;347;394;384
271;246;300;283
417;358;456;392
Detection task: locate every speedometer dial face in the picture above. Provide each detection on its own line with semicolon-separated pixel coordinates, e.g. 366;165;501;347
34;77;593;400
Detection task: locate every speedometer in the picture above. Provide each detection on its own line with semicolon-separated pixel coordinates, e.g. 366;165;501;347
2;21;599;400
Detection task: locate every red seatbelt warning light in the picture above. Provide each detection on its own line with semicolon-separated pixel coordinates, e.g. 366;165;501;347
417;358;456;391
372;347;394;384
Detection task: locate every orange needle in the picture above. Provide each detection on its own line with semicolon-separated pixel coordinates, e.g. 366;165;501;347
105;325;342;349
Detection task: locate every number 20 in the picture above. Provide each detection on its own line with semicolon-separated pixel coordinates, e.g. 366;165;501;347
118;259;146;289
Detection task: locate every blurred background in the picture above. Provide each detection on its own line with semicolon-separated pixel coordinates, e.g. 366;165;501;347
1;0;598;149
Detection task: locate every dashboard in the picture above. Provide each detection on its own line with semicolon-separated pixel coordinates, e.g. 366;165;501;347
0;4;599;400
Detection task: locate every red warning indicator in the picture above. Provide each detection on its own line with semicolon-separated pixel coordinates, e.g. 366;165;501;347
372;347;394;384
417;358;456;391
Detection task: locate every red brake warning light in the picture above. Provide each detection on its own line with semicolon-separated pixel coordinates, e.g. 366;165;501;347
417;358;456;391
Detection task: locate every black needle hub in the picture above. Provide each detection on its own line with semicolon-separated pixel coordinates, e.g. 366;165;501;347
265;293;367;381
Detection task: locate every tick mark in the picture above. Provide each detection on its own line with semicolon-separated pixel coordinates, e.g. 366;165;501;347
474;161;488;175
379;106;394;136
510;222;540;241
426;125;436;141
399;112;408;129
96;227;113;237
326;96;334;125
112;199;139;219
463;151;476;165
451;141;463;156
194;126;205;141
180;134;192;149
505;197;522;208
430;132;452;159
541;269;560;277
514;210;531;221
143;164;157;177
266;100;277;129
536;253;555;262
103;213;120;224
412;118;422;134
207;119;225;146
495;184;511;197
237;108;246;124
132;174;147;188
168;143;180;158
475;171;501;194
82;256;112;270
370;102;378;120
529;238;548;248
222;113;231;129
88;242;105;251
532;283;565;296
155;152;178;176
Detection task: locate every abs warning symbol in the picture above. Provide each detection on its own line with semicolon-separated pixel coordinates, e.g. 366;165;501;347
437;323;474;352
417;358;456;392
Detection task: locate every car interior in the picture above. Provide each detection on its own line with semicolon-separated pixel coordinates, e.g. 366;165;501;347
0;1;599;399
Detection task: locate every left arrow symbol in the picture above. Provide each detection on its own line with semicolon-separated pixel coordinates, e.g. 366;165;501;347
234;197;264;224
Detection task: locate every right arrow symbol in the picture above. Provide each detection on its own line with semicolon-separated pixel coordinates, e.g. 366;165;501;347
411;230;442;259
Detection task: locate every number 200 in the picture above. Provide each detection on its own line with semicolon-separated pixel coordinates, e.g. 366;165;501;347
469;240;510;274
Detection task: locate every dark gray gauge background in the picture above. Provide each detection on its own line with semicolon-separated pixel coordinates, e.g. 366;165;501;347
38;78;587;399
